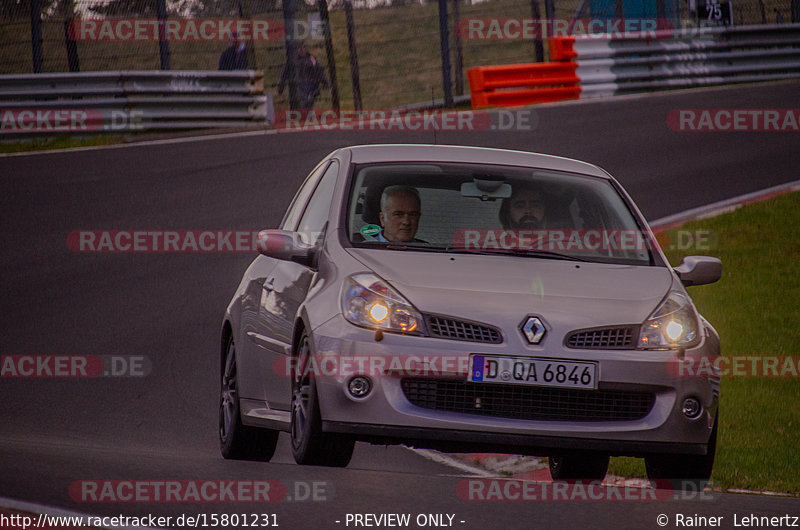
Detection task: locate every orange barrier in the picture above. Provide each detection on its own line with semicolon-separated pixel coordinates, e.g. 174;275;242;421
470;86;581;108
548;36;577;62
467;62;579;109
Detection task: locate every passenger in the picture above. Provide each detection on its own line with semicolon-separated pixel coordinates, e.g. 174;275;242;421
499;185;548;230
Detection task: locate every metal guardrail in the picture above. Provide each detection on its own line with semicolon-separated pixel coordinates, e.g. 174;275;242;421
549;24;800;99
0;70;272;137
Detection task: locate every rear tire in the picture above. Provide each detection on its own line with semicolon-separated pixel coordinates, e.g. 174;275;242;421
290;331;354;467
219;335;279;461
645;417;717;490
549;454;609;481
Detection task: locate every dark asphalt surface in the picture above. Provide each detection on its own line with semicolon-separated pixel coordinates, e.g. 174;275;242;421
1;81;799;529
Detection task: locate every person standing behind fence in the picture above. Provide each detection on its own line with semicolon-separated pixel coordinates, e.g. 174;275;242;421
278;43;329;110
218;32;248;70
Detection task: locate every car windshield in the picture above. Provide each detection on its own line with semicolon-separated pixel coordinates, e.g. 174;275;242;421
346;162;654;265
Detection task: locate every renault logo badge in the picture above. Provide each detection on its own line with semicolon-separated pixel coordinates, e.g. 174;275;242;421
521;316;546;344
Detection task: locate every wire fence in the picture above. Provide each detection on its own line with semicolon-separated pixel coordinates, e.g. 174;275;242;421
2;0;797;110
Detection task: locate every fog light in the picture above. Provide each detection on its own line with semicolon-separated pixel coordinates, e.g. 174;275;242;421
682;397;702;419
348;376;371;398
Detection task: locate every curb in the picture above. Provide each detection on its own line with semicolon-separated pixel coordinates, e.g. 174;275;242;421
649;178;800;230
441;453;653;489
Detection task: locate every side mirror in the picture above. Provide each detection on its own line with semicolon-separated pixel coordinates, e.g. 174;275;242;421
257;229;314;267
674;256;722;287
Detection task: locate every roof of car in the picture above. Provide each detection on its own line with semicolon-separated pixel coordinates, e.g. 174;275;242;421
341;144;611;179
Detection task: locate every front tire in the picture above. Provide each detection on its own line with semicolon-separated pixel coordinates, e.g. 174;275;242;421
549;454;609;481
219;335;279;461
645;417;717;490
290;331;354;467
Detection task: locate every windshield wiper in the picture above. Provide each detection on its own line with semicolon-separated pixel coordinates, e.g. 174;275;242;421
383;244;443;252
373;244;591;262
443;247;592;262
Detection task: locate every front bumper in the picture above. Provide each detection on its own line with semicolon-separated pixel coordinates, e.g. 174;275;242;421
310;314;720;457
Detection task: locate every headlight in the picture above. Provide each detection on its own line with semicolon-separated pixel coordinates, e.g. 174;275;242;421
342;273;425;335
638;291;699;349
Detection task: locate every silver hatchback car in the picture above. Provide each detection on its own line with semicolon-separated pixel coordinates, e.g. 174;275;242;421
219;144;722;484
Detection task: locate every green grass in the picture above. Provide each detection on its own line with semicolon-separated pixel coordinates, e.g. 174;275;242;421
0;134;125;153
607;191;800;494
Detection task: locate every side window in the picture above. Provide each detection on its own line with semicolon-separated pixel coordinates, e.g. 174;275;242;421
281;161;329;231
296;161;339;245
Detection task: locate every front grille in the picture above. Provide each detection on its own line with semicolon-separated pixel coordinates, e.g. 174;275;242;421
425;315;502;344
565;325;639;350
401;378;654;422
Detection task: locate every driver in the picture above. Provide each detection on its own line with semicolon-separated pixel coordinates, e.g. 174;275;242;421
376;185;423;242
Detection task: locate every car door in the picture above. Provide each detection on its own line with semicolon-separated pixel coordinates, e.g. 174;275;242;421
236;160;329;404
258;160;340;411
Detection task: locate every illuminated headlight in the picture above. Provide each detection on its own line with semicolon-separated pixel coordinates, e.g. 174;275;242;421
638;291;699;349
342;273;425;335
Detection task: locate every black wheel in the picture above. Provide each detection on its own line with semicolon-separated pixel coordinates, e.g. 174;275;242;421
219;335;279;460
290;331;354;467
549;454;609;481
645;417;717;490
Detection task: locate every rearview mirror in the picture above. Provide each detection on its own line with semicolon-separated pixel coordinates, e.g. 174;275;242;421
461;177;511;201
674;256;722;287
257;229;314;266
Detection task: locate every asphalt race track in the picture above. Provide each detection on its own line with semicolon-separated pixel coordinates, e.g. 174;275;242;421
1;81;799;529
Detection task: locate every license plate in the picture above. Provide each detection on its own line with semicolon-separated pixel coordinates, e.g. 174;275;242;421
469;355;597;390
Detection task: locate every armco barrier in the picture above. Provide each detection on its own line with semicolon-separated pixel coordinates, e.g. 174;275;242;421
467;63;580;108
468;23;800;108
550;23;800;99
0;70;272;136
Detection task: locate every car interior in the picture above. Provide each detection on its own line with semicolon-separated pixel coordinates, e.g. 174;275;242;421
346;163;650;263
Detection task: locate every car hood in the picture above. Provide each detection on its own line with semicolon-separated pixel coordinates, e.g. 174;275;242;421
345;248;674;332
